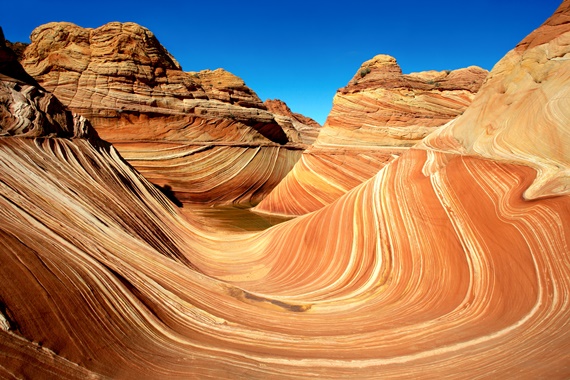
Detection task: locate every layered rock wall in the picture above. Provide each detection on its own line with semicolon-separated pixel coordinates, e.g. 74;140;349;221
255;55;488;216
19;22;313;205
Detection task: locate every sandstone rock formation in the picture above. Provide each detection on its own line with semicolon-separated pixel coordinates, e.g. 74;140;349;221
326;56;488;148
264;98;321;144
0;28;94;139
419;2;570;202
19;22;315;205
1;2;570;378
254;55;488;216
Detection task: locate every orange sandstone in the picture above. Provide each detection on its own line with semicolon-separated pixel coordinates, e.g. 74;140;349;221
255;55;487;216
1;2;570;378
20;22;315;205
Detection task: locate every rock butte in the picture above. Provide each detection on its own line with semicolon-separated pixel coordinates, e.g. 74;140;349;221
1;1;570;379
254;54;488;216
19;21;318;206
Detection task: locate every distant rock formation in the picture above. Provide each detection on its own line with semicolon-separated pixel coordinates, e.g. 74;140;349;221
19;22;315;205
255;55;488;216
325;55;488;148
264;99;321;144
264;99;321;129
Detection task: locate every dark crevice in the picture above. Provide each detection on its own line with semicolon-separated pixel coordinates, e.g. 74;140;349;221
0;299;20;333
154;184;182;207
103;265;166;326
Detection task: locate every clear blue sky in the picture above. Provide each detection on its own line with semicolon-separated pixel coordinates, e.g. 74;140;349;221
1;0;562;125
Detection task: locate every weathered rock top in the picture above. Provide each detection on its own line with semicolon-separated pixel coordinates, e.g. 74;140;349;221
20;21;273;112
0;26;95;139
344;54;488;94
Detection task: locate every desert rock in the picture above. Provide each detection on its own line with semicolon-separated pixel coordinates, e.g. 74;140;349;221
255;55;488;216
20;22;314;205
264;98;321;144
1;2;570;378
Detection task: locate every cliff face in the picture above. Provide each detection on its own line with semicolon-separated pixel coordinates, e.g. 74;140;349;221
255;55;488;216
19;22;314;205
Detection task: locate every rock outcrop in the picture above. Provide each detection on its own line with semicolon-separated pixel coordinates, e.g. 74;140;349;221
419;1;570;201
0;28;95;139
255;55;488;216
1;2;570;378
19;22;314;205
325;55;488;148
264;98;321;144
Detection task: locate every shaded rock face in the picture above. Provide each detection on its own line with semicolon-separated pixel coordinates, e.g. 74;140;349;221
264;98;321;144
0;80;95;138
0;28;96;139
1;2;570;379
0;28;41;88
20;21;312;205
4;41;28;61
255;56;488;216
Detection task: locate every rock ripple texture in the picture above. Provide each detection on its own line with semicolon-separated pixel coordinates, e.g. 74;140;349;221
1;2;570;378
20;22;314;205
254;54;487;216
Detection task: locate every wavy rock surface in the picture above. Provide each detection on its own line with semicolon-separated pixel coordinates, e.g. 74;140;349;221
2;2;570;378
19;22;313;205
255;56;487;216
420;2;570;201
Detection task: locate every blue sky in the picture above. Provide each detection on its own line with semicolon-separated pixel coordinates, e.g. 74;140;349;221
1;1;562;125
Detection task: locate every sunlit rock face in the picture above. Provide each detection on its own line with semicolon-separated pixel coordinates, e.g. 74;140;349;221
419;0;570;201
1;2;570;378
19;22;313;205
254;55;487;216
324;55;487;148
